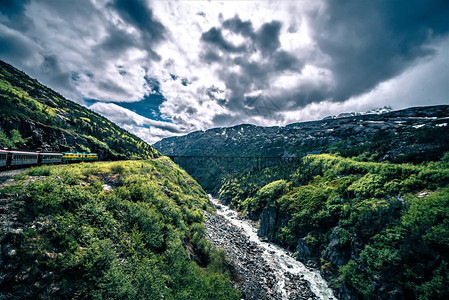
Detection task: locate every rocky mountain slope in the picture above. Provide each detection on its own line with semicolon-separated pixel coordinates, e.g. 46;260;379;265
154;105;449;190
0;60;158;160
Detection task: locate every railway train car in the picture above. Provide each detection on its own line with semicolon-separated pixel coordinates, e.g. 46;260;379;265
0;150;8;167
0;150;98;169
40;152;63;164
10;151;39;166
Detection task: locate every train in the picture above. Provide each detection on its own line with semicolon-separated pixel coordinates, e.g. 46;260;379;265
0;150;98;169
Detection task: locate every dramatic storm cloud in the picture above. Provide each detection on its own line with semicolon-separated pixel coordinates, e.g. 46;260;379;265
1;0;448;143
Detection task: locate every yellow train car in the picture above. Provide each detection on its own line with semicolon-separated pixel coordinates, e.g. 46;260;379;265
62;152;98;162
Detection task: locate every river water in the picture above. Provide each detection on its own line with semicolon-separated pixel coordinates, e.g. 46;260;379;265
209;195;336;300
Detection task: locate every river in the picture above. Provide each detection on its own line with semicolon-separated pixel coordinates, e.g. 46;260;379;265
205;195;336;300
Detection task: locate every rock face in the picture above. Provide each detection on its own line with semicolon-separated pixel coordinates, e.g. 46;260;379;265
323;226;350;267
258;206;277;239
0;118;106;156
296;238;313;265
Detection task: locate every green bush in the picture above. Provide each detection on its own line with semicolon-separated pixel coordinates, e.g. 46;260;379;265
2;160;239;299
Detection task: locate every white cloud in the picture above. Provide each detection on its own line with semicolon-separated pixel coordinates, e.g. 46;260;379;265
89;102;185;143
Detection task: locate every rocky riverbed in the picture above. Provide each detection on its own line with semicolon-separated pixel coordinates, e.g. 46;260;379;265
205;210;315;299
204;198;335;300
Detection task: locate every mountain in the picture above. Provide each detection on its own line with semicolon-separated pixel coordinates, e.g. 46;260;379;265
154;105;449;190
0;60;158;160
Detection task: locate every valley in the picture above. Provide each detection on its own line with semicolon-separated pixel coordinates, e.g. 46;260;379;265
154;107;449;299
1;60;448;299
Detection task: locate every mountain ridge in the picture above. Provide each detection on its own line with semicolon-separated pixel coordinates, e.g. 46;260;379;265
154;104;449;190
0;60;158;160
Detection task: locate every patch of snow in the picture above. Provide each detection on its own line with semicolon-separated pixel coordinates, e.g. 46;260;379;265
366;121;385;124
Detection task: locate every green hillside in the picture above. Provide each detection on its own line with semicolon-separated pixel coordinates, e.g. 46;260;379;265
218;153;449;299
0;159;239;299
0;60;158;160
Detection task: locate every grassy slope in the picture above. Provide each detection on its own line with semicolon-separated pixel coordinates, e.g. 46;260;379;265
0;159;239;299
0;60;158;159
219;153;449;299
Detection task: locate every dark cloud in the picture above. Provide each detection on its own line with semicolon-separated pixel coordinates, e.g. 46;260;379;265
200;17;302;115
0;0;32;30
206;86;226;105
185;106;197;115
201;27;247;53
112;0;166;60
222;16;254;37
254;21;282;56
0;0;28;15
211;113;233;127
144;76;161;94
39;54;73;92
113;0;165;42
0;24;76;98
272;51;301;71
98;79;132;97
200;49;222;64
0;25;36;61
219;17;283;56
310;0;449;102
201;17;308;115
98;26;138;55
180;78;189;86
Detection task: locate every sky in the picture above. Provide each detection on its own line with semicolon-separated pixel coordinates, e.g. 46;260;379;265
1;0;448;144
